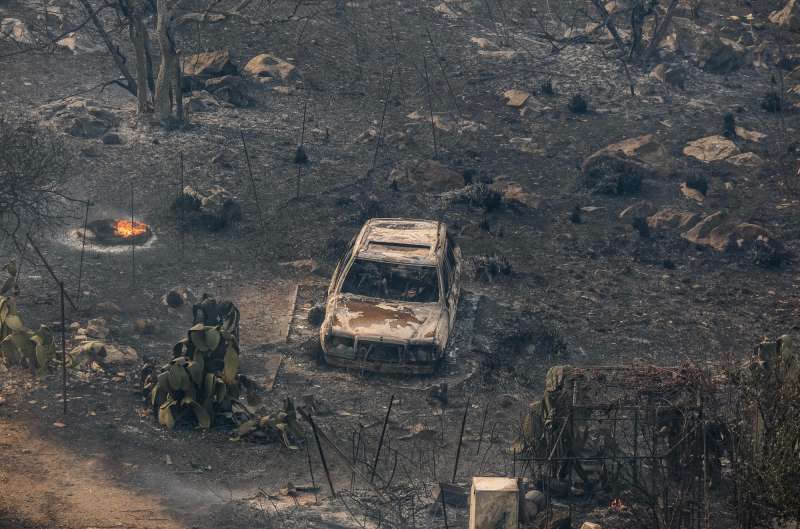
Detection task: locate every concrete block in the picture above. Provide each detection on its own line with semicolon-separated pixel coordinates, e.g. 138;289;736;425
468;477;518;529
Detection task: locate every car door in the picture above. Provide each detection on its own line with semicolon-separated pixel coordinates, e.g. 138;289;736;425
443;237;461;332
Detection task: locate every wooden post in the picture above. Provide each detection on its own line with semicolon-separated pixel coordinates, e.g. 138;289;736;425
421;54;438;158
75;200;90;308
452;397;470;482
371;394;394;483
60;282;67;416
130;182;136;290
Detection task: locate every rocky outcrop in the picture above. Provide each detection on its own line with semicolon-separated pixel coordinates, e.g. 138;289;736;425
203;75;255;107
683;135;739;162
243;54;297;82
582;135;670;195
647;208;700;230
682;212;786;265
37;98;119;139
770;0;800;31
1;18;33;45
672;17;748;73
389;159;465;192
183;50;238;79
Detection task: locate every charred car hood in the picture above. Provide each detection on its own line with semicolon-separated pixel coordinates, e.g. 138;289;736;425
330;295;441;343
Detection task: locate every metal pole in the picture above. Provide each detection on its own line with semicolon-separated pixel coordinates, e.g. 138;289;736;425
452;397;470;483
75;200;90;308
60;282;67;416
130;183;135;290
421;54;438;158
26;234;77;310
305;440;318;504
307;411;335;497
371;394;394;483
440;486;449;529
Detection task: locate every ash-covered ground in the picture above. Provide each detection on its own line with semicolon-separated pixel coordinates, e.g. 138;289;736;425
1;0;799;527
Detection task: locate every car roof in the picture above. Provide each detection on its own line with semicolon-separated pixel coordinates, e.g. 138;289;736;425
355;218;445;266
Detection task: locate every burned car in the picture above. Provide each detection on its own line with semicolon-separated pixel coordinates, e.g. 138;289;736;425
320;218;462;374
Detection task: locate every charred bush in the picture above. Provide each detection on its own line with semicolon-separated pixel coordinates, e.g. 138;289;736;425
632;216;650;238
472;253;512;281
0;114;72;239
476;301;567;386
568;93;589;114
583;157;643;195
540;78;555;96
723;113;736;138
453;183;502;212
750;237;789;268
761;91;782;113
685;173;708;195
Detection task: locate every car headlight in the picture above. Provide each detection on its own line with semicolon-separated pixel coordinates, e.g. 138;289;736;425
408;344;435;362
329;335;355;357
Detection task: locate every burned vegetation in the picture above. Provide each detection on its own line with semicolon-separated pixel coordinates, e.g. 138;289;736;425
2;0;800;528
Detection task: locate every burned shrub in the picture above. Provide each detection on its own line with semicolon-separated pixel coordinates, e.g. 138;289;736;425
631;216;650;238
356;193;383;224
0;114;72;239
762;91;782;113
171;185;242;231
723;113;736;138
476;300;567;386
452;183;503;212
582;156;644;195
540;78;555;96
750;237;789;268
568;93;589;114
684;173;708;195
472;253;512;281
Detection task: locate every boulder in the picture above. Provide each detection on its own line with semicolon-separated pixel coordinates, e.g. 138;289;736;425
103;344;139;366
680;182;705;203
647;208;700;230
582;135;670;195
503;89;530;108
85;317;110;340
725;152;764;171
186;90;222;112
649;63;687;89
37;98;118;139
101;132;122;145
619;200;657;220
581;523;603;529
203;75;255;107
1;18;33;44
681;212;784;264
183;49;237;79
770;0;800;31
389;159;464;192
243;53;297;82
489;176;540;209
672;17;748;73
172;185;242;231
683;135;739;162
176;12;226;25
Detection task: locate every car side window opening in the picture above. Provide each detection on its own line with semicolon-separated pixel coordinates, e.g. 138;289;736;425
341;259;440;303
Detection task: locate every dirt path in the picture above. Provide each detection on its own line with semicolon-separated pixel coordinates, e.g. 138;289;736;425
0;418;186;529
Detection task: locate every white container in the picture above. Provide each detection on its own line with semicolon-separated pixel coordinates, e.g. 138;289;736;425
468;477;519;529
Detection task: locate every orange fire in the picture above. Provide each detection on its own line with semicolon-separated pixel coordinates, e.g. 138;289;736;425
113;219;149;238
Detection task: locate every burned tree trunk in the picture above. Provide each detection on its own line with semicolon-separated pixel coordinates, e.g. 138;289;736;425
128;1;150;113
153;0;182;123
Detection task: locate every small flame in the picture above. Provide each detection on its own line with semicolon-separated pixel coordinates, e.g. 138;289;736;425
611;498;626;511
114;219;149;239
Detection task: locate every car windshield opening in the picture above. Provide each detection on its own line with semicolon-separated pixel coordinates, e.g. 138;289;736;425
341;259;440;302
